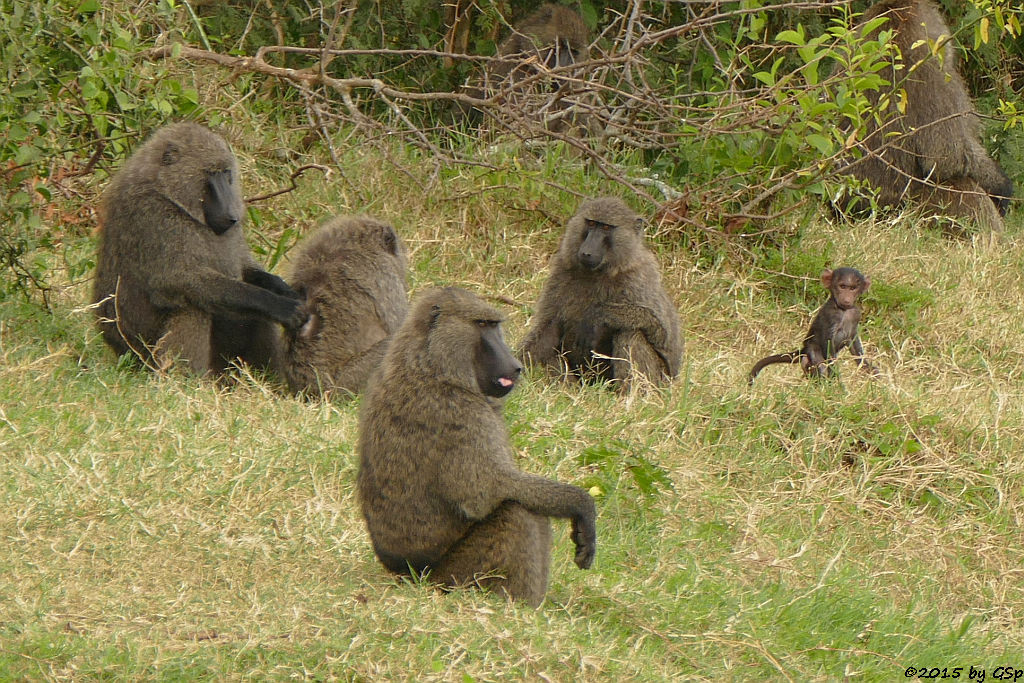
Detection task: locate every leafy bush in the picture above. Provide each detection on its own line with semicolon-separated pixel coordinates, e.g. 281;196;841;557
0;0;201;305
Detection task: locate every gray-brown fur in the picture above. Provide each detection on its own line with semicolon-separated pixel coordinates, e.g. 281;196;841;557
465;3;593;133
490;3;590;83
92;122;305;376
837;0;1013;228
280;216;409;397
357;287;596;607
749;267;878;383
519;197;682;388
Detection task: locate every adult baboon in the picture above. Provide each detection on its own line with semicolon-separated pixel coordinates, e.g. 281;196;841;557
92;122;306;376
836;0;1013;228
749;268;878;382
461;3;593;133
357;287;597;607
519;197;682;388
280;216;409;397
490;3;590;83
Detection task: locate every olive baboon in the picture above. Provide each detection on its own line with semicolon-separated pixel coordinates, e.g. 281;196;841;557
92;122;306;376
357;287;597;607
836;0;1013;228
519;197;682;388
280;216;409;397
490;3;590;83
749;268;878;382
460;3;593;133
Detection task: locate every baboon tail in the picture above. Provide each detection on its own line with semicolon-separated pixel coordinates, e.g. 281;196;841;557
748;352;802;384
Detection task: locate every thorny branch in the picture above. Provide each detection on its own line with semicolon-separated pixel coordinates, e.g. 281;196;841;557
141;0;1014;234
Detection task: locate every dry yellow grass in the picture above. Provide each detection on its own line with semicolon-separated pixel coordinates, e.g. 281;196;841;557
2;120;1023;679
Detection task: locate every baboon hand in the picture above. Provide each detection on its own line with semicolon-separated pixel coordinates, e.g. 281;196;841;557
574;315;610;359
277;297;310;332
570;512;596;569
243;267;302;299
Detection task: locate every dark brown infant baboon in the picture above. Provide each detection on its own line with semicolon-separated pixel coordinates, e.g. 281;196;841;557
280;216;409;397
836;0;1013;228
749;267;878;382
357;287;597;607
92;122;306;376
519;197;683;388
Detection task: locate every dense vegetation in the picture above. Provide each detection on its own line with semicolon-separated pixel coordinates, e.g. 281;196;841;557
2;0;1023;678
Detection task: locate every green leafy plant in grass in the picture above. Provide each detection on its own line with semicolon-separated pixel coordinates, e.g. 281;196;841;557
578;439;674;499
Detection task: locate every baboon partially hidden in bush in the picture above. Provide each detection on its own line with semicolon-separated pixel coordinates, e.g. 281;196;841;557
490;3;590;84
357;287;597;607
280;216;409;397
835;0;1013;229
464;3;594;134
92;122;306;376
520;197;682;388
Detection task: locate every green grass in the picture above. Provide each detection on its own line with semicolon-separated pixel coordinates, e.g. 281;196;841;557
3;108;1024;681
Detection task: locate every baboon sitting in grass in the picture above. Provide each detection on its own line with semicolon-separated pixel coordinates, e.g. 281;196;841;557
92;122;306;376
280;216;409;397
357;287;597;607
749;267;878;382
520;197;682;388
835;0;1013;229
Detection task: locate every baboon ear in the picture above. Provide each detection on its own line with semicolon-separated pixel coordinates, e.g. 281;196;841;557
379;224;399;255
633;217;645;233
429;304;442;329
298;311;321;341
820;269;834;287
161;143;180;166
861;276;871;291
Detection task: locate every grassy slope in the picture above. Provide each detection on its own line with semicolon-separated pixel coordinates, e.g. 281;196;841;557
2;91;1024;681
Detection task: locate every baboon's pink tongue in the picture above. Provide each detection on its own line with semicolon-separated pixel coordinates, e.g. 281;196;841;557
498;377;514;387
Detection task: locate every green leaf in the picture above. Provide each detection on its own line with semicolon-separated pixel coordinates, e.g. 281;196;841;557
776;28;805;46
806;134;833;155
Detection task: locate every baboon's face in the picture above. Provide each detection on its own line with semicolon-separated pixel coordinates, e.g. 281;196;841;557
992;174;1014;216
203;168;241;235
545;40;582;69
576;218;616;270
826;268;869;310
473;320;523;398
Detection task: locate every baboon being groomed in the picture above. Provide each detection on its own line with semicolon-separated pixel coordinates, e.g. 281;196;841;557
357;287;597;607
280;216;409;397
92;122;306;376
836;0;1013;229
519;197;683;388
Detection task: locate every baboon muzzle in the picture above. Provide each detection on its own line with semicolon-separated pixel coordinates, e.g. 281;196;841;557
204;169;240;234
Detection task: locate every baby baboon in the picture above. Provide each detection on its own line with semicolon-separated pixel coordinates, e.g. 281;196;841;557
280;216;409;397
836;0;1013;228
357;287;597;607
92;122;306;376
519;197;682;388
749;268;878;382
